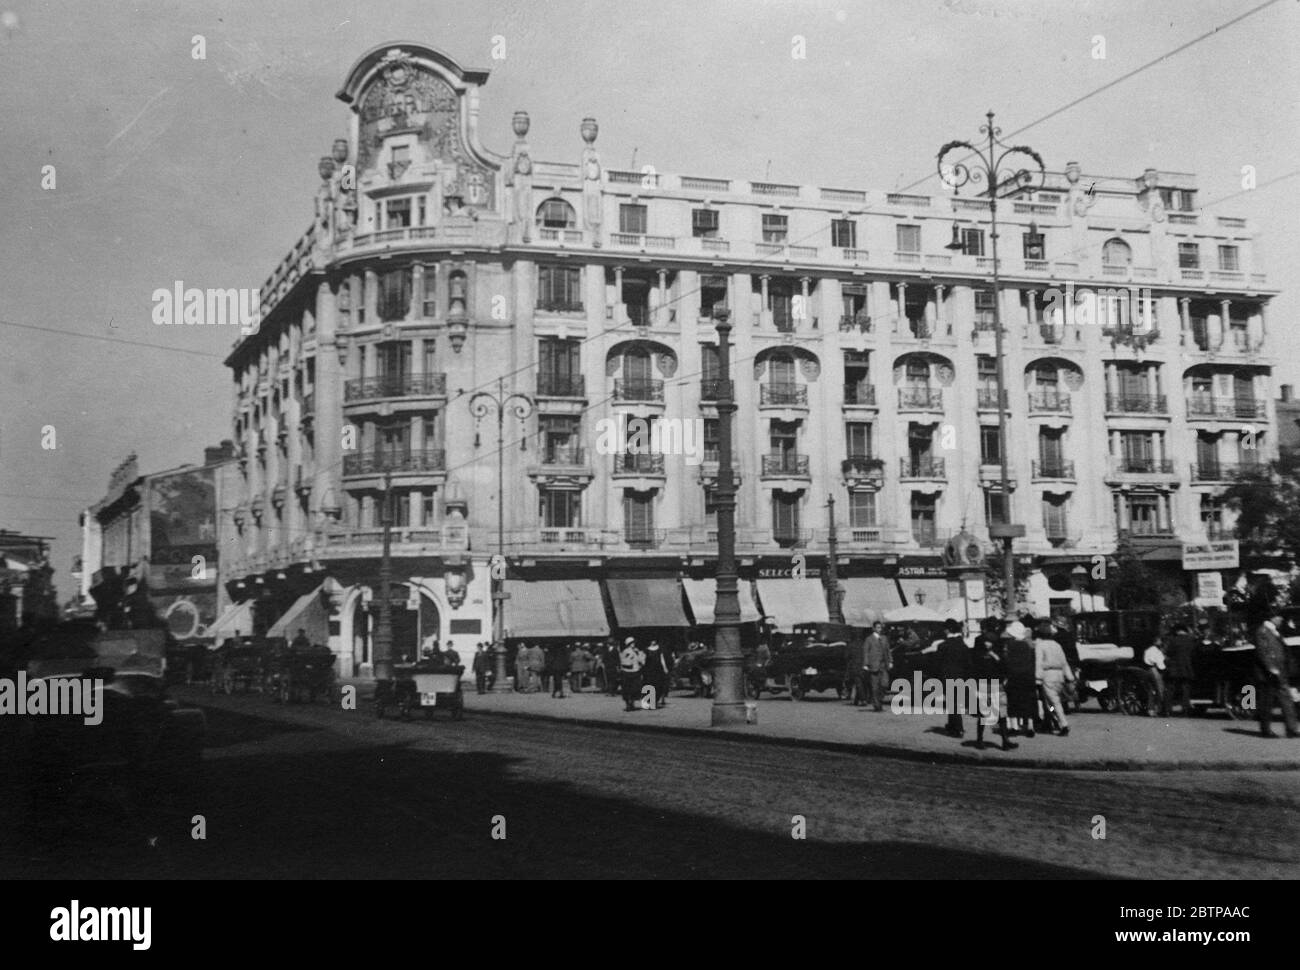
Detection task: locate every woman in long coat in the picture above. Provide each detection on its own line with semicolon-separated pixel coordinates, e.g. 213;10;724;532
1001;620;1038;737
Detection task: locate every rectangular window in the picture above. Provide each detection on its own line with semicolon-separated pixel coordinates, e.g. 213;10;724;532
845;421;872;458
624;493;655;544
692;208;719;238
540;416;580;463
385;196;412;229
422;341;436;378
980;426;1001;465
378;340;412;384
1201;495;1225;539
848;491;877;529
1023;232;1045;260
422;494;437;527
1127;495;1162;535
619;204;647;234
961;228;985;257
539;199;573;229
910;494;937;546
1218;245;1240;271
391;491;411;527
422;417;437;451
537;265;582;310
905;360;929;383
896;224;921;253
377;268;412;322
762;213;788;243
1178;243;1200;270
1043;496;1068;539
974;290;997;327
770;288;794;331
541;489;581;529
831;219;857;249
422;265;437;317
772;493;800;542
985;490;1009;527
703;418;720;463
700;274;728;317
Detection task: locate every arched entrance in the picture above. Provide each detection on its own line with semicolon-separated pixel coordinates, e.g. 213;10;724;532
342;583;442;673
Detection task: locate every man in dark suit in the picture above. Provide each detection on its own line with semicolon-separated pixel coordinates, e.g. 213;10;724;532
1255;611;1300;738
1164;623;1197;716
845;635;867;706
937;619;970;738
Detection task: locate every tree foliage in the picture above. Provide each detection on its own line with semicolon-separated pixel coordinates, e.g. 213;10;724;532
1221;451;1300;564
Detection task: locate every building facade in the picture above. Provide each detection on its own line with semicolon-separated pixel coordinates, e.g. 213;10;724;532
221;42;1280;672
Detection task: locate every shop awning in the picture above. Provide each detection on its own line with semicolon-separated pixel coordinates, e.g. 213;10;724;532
755;579;830;632
897;578;951;608
504;580;609;638
840;577;903;626
605;578;690;629
682;578;762;625
267;585;330;645
207;600;254;643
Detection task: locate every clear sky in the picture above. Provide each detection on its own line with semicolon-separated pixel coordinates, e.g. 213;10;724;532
2;0;1296;597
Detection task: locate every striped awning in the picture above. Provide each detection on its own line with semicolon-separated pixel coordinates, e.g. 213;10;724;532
682;578;762;625
504;580;609;638
605;578;690;628
755;579;830;632
267;585;329;645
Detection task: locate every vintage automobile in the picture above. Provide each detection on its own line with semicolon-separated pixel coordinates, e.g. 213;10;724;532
210;635;271;695
375;661;465;720
1069;610;1160;713
265;640;337;704
671;645;714;697
765;628;853;700
23;624;206;827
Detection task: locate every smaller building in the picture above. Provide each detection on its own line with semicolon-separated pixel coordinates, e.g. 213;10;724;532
0;530;58;633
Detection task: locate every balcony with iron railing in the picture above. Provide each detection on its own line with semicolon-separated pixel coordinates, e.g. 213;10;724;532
977;388;1009;410
624;527;667;548
699;379;734;402
900;457;946;479
898;386;943;411
761;453;810;478
1186;396;1266;421
842;382;876;406
342;448;446;477
612;378;665;403
539;446;589;468
612;453;666;477
842;456;885;483
1105;393;1168;415
1028;390;1071;413
536;374;586;398
838;312;872;333
1110;457;1175;475
344;373;447;403
772;526;812;548
759;382;809;408
1191;461;1264;482
1031;459;1076;480
535;299;585;314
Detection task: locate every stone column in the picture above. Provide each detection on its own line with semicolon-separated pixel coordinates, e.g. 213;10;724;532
799;276;810;328
1179;297;1190;347
1219;298;1231;351
411;264;425;320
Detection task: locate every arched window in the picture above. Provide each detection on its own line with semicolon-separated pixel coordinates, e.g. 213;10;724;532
1102;237;1133;267
536;198;576;229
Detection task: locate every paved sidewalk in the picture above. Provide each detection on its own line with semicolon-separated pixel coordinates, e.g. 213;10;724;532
341;681;1300;771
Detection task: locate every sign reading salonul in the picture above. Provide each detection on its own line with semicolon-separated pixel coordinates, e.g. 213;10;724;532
1181;540;1239;570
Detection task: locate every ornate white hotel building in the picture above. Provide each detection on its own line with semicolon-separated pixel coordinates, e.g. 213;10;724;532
219;42;1280;673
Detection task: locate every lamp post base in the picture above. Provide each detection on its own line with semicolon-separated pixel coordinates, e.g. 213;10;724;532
711;701;748;726
490;644;513;692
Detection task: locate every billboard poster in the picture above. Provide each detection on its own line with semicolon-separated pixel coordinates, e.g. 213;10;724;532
148;466;218;588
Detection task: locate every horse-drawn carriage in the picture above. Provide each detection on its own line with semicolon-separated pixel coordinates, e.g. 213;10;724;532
265;640;338;704
375;661;465;721
210;636;272;695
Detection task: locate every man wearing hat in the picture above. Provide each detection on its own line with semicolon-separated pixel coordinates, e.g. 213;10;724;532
936;619;970;738
619;637;646;712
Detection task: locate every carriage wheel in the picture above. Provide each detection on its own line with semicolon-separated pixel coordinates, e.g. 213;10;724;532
790;680;805;701
1119;678;1146;716
1097;689;1117;713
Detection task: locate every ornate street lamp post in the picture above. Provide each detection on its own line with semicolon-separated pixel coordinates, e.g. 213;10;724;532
373;470;395;681
936;111;1045;615
469;377;534;692
710;307;747;725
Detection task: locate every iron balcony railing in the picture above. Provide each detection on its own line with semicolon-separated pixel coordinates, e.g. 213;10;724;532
1106;393;1168;415
537;374;586;397
1032;459;1075;479
344;373;447;402
843;382;876;406
541;446;588;466
536;300;585;313
842;456;885;479
761;453;810;477
624;528;665;548
773;527;811;546
760;382;808;407
612;378;664;402
1112;457;1175;475
977;388;1009;409
839;312;872;333
343;448;446;476
699;379;734;402
1191;461;1264;482
1186;396;1266;420
613;453;665;475
900;457;946;478
898;386;942;409
1028;390;1071;412
626;304;651;327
